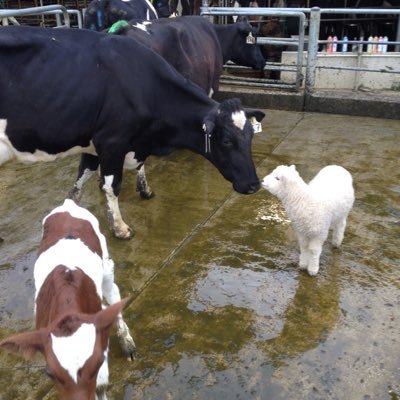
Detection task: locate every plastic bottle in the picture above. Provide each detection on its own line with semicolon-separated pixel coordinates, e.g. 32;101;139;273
372;36;378;53
378;36;384;53
332;36;338;52
383;36;388;53
352;37;358;53
367;36;373;53
327;36;333;53
342;36;348;52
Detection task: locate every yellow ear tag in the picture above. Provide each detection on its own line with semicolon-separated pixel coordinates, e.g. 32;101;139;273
250;116;262;133
246;32;256;44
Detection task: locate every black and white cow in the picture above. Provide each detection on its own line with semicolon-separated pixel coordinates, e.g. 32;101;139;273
213;18;266;72
83;0;159;32
116;16;265;93
114;16;222;97
0;26;265;239
112;16;266;199
113;16;266;96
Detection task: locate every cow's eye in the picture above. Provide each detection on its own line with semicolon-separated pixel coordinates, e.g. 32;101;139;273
222;139;233;148
45;368;55;380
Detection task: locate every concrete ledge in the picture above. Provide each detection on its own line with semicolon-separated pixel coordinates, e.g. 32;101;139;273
216;85;400;119
215;86;304;112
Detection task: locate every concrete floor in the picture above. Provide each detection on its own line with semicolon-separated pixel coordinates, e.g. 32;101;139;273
0;109;399;400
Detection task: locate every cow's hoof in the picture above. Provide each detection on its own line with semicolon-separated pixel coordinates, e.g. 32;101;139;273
139;190;155;200
114;227;134;240
118;336;136;361
0;237;4;244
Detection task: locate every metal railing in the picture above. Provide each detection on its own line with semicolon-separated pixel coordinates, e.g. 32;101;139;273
201;6;307;91
200;5;400;96
0;4;78;28
306;7;400;98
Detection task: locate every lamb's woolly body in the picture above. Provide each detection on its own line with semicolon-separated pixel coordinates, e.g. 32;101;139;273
262;165;354;276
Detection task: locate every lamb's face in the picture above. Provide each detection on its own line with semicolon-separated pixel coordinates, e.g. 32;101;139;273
261;165;298;196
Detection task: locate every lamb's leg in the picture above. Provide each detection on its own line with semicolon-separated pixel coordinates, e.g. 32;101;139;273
102;259;136;360
298;236;310;271
331;217;347;248
306;237;324;276
136;164;154;199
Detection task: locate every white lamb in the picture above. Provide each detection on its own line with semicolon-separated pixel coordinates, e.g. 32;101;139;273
261;165;355;276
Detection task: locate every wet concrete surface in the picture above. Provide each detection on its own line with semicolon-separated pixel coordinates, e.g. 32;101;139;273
0;109;399;400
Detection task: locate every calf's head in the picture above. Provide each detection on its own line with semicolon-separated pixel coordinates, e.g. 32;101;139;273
0;300;127;400
203;98;265;194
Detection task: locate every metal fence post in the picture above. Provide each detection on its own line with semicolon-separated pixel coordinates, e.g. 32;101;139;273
305;7;320;104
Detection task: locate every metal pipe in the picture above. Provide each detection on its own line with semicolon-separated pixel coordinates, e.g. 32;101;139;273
305;7;320;97
0;5;70;28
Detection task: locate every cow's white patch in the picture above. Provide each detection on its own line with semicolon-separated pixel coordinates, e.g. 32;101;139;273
51;323;96;383
96;350;109;387
232;111;246;130
144;0;158;19
0;119;15;166
34;239;104;302
133;22;150;32
0;118;97;163
102;175;131;238
44;199;110;261
123;151;141;170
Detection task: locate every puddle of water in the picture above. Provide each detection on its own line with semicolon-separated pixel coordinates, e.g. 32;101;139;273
188;265;297;340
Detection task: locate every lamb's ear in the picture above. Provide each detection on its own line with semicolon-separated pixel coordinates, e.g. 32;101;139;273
290;165;296;170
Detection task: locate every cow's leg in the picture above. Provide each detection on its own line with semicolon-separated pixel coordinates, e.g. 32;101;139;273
102;258;136;360
136;164;154;199
69;154;99;202
100;156;132;239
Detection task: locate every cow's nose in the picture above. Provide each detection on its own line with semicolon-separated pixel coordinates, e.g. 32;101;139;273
247;182;260;194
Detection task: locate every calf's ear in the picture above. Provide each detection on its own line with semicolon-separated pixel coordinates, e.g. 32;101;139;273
0;330;45;360
95;298;129;333
245;109;266;122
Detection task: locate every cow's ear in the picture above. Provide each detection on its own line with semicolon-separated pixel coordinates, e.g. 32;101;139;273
202;108;219;134
245;109;266;122
95;298;129;333
0;330;46;360
236;16;249;24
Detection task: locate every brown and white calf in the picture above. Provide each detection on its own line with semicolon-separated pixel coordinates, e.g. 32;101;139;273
0;199;136;400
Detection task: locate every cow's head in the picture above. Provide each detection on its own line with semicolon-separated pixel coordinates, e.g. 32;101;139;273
84;0;135;31
232;17;266;71
0;300;127;400
202;98;265;194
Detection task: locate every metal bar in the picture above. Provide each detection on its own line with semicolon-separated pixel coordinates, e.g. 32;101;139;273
201;7;307;91
220;79;297;90
396;14;400;52
305;7;320;98
0;5;70;28
314;65;400;74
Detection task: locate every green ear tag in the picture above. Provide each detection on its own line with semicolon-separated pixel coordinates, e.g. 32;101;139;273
108;20;130;34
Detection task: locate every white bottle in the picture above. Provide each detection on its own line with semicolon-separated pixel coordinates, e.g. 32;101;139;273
383;36;388;53
332;36;338;52
342;36;348;52
367;36;373;53
378;36;384;53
